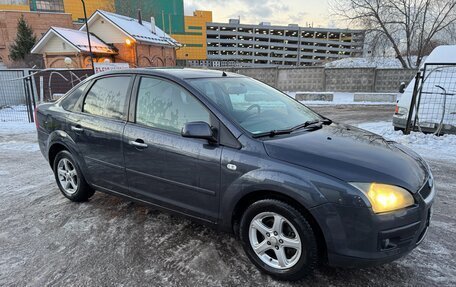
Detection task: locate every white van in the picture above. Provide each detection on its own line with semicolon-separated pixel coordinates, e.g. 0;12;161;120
393;45;456;134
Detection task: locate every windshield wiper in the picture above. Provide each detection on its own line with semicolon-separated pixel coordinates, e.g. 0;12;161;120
252;118;331;138
291;118;332;131
252;129;294;138
321;118;333;125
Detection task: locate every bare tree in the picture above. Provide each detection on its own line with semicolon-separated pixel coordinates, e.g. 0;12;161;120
331;0;456;68
444;22;456;43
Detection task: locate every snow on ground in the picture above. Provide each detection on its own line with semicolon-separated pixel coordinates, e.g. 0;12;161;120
358;121;456;161
0;105;30;122
0;121;36;135
0;140;39;152
0;122;39;152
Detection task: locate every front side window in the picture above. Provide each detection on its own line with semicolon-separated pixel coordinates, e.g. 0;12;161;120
136;77;210;133
83;76;131;120
188;77;321;135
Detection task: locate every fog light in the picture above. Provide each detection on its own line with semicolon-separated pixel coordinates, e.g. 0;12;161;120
381;238;398;250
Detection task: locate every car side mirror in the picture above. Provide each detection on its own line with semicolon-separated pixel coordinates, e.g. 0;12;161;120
399;82;406;94
181;121;217;143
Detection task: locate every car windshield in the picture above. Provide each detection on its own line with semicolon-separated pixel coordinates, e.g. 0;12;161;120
187;77;322;135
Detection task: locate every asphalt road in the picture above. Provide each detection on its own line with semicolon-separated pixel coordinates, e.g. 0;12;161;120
1;105;455;286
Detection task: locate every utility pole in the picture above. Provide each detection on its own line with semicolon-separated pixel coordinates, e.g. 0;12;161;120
81;0;95;73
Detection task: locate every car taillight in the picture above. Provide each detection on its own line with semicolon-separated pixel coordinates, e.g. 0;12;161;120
394;104;399;114
34;107;39;129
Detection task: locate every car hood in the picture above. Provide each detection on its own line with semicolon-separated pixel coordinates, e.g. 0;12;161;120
263;123;427;193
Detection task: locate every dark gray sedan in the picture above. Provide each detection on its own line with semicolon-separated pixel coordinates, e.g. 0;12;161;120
35;68;435;280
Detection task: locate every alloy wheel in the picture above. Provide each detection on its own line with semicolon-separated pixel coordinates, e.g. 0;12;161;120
249;212;302;269
57;158;78;195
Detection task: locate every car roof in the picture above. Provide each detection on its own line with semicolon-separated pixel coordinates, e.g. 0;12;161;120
93;68;243;80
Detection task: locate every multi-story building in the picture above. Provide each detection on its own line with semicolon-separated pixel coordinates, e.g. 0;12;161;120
202;19;365;67
171;10;212;62
0;0;29;11
0;0;113;21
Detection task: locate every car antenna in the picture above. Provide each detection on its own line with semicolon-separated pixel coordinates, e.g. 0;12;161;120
222;71;227;77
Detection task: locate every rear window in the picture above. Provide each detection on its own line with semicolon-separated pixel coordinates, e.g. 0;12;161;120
61;81;89;111
82;76;131;120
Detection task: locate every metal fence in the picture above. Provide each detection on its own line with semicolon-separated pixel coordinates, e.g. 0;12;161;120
29;69;93;102
0;70;35;122
406;63;456;135
0;68;93;123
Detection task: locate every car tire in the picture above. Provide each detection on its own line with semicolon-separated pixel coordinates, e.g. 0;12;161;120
239;199;318;281
53;150;95;202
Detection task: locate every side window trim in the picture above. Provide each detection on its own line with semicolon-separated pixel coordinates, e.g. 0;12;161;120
60;80;91;112
130;74;241;149
80;74;134;121
132;75;214;134
74;79;96;113
128;74;141;122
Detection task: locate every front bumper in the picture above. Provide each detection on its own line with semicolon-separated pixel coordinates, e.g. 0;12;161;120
311;178;435;268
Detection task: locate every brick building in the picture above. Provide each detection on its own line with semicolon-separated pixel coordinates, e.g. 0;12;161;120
0;10;74;68
31;10;180;68
30;27;117;68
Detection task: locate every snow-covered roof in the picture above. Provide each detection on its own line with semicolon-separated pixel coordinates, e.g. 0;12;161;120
31;27;117;54
326;45;456;69
423;45;456;65
81;10;180;47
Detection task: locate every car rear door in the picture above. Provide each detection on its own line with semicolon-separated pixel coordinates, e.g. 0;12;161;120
67;75;133;194
123;76;222;221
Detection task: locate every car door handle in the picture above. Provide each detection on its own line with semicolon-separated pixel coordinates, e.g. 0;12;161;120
129;139;148;149
71;125;84;132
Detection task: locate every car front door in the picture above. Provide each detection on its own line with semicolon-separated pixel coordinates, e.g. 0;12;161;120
123;76;222;221
67;75;133;194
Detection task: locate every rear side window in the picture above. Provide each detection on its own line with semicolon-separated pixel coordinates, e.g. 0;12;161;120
61;81;89;111
83;76;131;120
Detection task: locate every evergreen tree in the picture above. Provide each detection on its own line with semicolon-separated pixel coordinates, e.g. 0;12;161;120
9;15;36;62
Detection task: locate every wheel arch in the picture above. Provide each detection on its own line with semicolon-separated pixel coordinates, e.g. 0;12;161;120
231;190;328;261
46;132;92;185
48;142;68;167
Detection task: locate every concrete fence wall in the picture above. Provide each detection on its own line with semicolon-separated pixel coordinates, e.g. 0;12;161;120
217;67;417;93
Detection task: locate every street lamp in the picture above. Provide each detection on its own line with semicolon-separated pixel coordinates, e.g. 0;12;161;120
64;57;72;66
81;0;95;73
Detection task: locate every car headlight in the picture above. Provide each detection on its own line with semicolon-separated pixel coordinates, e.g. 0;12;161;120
349;182;415;213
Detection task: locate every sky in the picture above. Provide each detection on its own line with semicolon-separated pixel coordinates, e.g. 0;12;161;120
183;0;344;28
